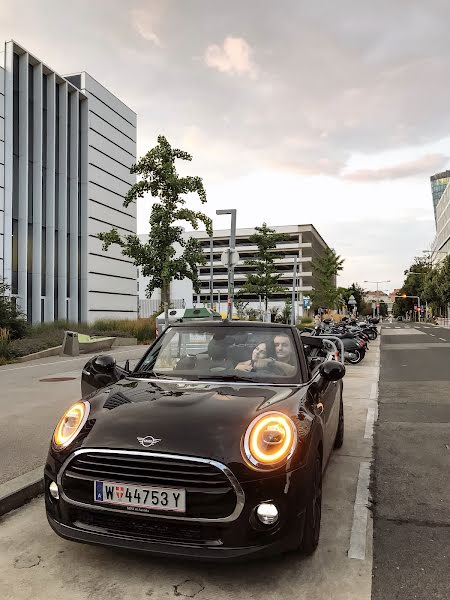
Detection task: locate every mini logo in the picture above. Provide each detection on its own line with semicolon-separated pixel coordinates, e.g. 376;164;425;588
115;486;124;499
137;435;162;448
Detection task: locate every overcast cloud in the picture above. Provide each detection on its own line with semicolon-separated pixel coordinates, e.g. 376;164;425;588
1;0;449;287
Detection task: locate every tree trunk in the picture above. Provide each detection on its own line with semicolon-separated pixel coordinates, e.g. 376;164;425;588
162;280;170;327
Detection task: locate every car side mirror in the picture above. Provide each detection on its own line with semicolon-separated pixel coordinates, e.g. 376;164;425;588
319;360;345;381
92;354;116;373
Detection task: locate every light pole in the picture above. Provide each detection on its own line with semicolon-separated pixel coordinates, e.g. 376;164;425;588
406;271;429;319
216;209;237;320
364;280;391;317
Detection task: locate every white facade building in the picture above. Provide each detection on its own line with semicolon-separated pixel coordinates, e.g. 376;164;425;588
137;224;332;317
0;40;137;323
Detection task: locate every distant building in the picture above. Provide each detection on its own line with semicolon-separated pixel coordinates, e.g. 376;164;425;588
431;177;450;261
138;224;334;317
0;40;137;323
364;290;393;313
430;170;450;226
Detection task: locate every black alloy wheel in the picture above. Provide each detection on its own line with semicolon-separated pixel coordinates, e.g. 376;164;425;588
334;397;344;449
300;452;322;555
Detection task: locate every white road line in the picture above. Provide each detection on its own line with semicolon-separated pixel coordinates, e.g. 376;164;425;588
364;408;376;440
348;461;371;560
370;382;378;400
439;337;447;341
429;334;436;337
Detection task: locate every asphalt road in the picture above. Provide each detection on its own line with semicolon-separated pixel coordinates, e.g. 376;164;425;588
0;346;146;484
0;340;380;600
372;322;450;600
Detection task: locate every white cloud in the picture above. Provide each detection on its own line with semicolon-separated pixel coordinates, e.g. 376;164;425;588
205;36;258;79
131;8;162;47
342;153;449;182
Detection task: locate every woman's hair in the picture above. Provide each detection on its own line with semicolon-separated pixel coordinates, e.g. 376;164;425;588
260;337;276;359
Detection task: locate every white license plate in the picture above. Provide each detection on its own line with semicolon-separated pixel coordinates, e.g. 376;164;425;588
94;480;186;513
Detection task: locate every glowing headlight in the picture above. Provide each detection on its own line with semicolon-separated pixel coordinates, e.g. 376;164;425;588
52;401;89;450
243;411;297;469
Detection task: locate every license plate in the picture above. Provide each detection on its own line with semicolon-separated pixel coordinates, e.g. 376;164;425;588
94;480;186;513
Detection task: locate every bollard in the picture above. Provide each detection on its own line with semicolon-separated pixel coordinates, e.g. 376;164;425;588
61;331;80;356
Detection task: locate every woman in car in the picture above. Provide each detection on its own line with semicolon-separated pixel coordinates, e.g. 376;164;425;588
235;338;296;376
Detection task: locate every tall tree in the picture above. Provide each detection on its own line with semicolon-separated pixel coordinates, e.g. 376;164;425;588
0;279;28;339
311;249;345;310
97;135;212;324
238;223;289;311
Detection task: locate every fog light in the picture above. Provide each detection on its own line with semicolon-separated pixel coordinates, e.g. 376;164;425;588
49;481;60;499
256;503;278;525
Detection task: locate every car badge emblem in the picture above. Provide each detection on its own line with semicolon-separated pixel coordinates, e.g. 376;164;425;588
137;435;162;448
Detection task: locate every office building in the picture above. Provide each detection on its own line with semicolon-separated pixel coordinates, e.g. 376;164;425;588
138;224;333;317
430;170;450;225
431;181;450;259
0;40;137;323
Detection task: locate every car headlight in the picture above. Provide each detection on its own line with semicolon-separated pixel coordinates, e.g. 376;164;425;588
243;411;297;469
52;401;89;450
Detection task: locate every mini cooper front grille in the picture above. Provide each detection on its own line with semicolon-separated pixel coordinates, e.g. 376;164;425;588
61;451;239;520
70;508;222;545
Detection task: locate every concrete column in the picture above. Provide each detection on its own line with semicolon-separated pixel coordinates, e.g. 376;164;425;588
57;82;68;320
79;97;88;323
44;73;56;321
3;42;14;289
32;63;43;324
17;52;29;316
68;91;79;322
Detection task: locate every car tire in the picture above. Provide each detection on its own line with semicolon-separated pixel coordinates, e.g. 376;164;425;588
334;396;344;449
300;452;322;555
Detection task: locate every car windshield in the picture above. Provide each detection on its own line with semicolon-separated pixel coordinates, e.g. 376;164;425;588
135;325;301;383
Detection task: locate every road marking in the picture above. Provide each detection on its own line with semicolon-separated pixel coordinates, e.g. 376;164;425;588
370;382;378;400
364;407;377;439
429;334;436;337
348;461;371;560
0;348;143;372
439;337;447;341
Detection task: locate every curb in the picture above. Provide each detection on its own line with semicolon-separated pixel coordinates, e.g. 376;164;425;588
0;467;44;517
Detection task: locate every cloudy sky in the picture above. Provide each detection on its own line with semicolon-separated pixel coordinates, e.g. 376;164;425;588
2;0;450;290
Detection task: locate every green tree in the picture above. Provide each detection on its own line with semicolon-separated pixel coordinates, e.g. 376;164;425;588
238;223;290;311
396;257;433;318
311;249;345;310
97;135;212;324
0;279;28;339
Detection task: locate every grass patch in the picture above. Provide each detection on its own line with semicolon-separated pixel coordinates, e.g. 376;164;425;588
0;317;156;361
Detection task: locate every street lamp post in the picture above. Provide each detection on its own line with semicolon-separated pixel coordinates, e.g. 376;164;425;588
364;280;391;317
406;271;428;320
216;209;237;320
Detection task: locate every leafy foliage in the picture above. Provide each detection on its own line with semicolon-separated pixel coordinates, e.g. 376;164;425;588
238;223;290;310
311;249;345;310
97;135;212;321
0;279;28;339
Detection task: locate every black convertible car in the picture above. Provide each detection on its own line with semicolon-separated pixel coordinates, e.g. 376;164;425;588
45;321;345;559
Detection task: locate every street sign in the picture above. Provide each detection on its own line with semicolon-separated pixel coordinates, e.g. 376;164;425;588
303;296;311;309
221;249;240;267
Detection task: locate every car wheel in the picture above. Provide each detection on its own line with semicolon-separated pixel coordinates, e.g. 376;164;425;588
334;396;344;449
300;452;322;555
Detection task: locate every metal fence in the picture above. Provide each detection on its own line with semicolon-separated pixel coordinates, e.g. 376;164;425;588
138;298;185;318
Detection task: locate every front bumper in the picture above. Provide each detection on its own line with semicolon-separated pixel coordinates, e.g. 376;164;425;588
45;457;311;560
47;511;305;560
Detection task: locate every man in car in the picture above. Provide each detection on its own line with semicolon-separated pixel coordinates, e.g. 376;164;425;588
273;334;296;375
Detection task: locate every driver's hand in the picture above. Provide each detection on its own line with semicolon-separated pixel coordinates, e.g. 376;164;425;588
253;359;271;369
235;362;252;372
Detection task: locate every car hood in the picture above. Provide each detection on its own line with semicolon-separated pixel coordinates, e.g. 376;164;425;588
78;377;310;480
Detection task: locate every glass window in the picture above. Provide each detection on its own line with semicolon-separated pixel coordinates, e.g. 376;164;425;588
136;326;300;383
